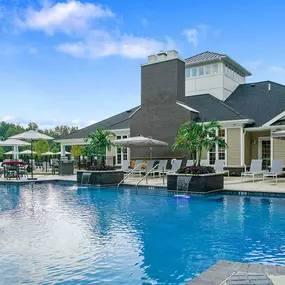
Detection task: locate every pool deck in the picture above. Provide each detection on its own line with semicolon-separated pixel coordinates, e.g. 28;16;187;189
187;260;285;285
1;174;285;195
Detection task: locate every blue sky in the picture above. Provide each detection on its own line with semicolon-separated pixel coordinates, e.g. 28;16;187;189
0;0;285;129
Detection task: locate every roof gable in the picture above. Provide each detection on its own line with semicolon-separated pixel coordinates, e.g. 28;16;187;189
63;107;139;139
225;81;285;127
184;94;247;122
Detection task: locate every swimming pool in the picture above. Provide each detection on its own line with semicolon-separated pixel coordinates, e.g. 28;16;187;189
1;183;285;285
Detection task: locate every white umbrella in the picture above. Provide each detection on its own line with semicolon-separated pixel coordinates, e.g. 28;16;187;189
10;130;54;180
4;151;14;155
0;138;30;159
19;150;37;155
41;151;55;156
113;135;168;158
55;151;71;155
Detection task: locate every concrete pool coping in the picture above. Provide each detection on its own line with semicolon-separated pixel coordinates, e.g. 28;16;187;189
186;260;285;285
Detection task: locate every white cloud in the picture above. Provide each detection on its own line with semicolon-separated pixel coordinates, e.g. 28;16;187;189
17;0;114;35
270;65;285;75
0;115;16;122
141;18;148;27
183;29;199;47
57;33;175;59
28;47;38;54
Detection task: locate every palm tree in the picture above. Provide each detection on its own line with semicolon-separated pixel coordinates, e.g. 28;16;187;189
84;128;115;165
172;120;227;166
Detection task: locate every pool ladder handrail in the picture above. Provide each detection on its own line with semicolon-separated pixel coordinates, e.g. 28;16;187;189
136;164;165;187
117;163;144;188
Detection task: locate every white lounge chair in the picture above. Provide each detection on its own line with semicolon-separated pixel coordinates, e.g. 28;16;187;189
121;160;132;174
146;160;160;178
167;159;182;174
241;159;264;182
263;159;284;184
214;160;229;177
131;160;145;177
157;160;168;177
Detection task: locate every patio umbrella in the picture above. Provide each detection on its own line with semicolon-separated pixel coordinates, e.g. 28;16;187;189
55;151;71;155
4;151;14;155
41;151;55;172
0;138;30;159
113;135;168;158
19;150;37;155
10;130;54;180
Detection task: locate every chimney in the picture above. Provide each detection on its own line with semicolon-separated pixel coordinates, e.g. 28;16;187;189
142;50;185;105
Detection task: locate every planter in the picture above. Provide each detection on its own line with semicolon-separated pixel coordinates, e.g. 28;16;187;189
167;173;224;193
77;170;124;186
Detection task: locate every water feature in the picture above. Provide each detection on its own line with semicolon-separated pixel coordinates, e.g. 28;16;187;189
175;175;192;197
81;172;91;186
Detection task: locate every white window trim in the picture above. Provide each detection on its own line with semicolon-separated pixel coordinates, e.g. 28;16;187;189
258;136;271;166
115;134;129;165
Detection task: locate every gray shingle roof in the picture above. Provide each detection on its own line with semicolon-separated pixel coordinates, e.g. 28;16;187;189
63;107;139;139
185;51;226;64
225;81;285;127
185;94;247;122
185;51;252;76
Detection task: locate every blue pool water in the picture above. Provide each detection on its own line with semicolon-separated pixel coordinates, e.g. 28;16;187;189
1;183;285;284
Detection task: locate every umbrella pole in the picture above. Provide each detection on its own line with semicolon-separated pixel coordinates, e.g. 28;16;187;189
46;156;48;173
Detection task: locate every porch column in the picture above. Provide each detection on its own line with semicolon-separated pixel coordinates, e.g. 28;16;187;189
240;128;245;166
60;144;66;157
13;145;18;159
270;131;274;166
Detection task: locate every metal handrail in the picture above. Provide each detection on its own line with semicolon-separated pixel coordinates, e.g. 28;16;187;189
117;163;144;188
136;164;165;187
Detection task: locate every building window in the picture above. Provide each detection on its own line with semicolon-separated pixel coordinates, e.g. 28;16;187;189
205;65;211;75
209;129;226;165
191;67;197;77
212;64;219;74
116;135;128;165
185;68;190;78
198;66;204;76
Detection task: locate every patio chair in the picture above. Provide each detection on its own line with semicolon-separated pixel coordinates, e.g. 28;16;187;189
121;160;132;174
131;160;146;177
146;160;159;178
263;159;284;184
4;165;20;180
157;160;168;177
167;159;182;174
214;160;229;177
241;159;264;182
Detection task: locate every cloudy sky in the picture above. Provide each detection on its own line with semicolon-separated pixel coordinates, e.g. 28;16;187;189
0;0;285;129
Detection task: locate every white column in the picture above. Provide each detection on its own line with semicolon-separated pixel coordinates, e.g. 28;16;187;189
61;144;66;157
270;131;274;167
240;127;245;166
225;128;228;166
13;145;18;159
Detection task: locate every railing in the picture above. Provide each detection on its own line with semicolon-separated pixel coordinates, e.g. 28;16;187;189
117;163;144;188
136;164;165;187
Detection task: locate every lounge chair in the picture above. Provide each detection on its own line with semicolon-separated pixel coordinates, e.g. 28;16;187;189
167;159;182;174
146;160;160;178
241;159;264;182
214;160;229;177
121;160;132;174
131;160;146;177
156;160;168;177
263;159;284;184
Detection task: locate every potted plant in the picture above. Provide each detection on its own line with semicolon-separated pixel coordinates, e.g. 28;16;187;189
77;129;124;186
168;120;228;193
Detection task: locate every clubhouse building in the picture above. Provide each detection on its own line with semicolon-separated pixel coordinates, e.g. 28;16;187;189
58;50;285;173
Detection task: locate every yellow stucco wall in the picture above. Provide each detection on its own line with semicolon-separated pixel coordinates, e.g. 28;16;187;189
273;138;285;164
244;132;252;166
227;128;241;166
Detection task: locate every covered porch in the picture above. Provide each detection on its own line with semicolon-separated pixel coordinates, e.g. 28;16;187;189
244;126;285;170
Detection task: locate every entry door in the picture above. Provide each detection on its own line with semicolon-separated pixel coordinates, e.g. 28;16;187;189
259;138;271;170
